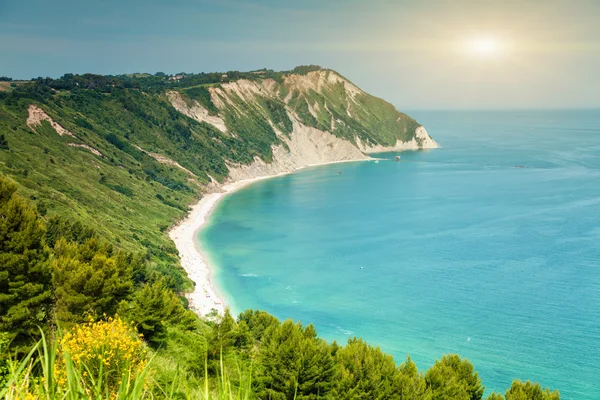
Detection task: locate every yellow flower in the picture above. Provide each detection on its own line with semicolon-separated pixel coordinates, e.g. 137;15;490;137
55;316;148;396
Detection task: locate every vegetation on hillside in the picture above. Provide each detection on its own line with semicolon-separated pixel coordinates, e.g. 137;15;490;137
0;66;423;294
0;66;558;398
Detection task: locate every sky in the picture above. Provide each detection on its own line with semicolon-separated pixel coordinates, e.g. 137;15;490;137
1;0;599;109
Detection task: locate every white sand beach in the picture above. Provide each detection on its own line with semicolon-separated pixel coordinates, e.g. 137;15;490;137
168;158;374;317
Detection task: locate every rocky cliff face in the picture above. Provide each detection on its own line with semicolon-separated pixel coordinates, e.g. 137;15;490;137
169;69;438;183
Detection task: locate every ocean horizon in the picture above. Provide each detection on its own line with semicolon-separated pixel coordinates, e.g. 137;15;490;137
199;109;600;398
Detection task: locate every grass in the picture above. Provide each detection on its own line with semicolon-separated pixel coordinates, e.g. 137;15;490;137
1;330;253;400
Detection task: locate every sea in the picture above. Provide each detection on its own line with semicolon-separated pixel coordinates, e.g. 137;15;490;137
199;109;600;398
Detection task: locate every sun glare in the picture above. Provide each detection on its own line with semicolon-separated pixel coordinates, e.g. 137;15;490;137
465;36;505;58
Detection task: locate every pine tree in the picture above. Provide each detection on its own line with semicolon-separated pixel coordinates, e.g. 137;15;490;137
398;355;431;399
425;354;484;400
51;237;132;327
238;309;280;341
504;380;560;400
123;280;186;347
208;309;238;358
334;337;401;399
0;176;51;352
256;320;336;399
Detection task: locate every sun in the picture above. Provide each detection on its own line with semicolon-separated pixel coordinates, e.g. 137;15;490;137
465;36;505;58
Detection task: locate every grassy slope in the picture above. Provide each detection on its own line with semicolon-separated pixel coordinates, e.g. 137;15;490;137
0;68;422;291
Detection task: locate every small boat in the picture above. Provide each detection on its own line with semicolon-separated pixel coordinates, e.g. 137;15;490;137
395;156;401;161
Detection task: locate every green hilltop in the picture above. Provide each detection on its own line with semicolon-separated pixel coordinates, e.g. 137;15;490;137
0;67;558;399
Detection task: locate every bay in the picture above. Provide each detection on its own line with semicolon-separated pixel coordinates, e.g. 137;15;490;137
200;109;600;398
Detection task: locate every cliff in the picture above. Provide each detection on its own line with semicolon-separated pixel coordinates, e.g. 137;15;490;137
168;69;437;182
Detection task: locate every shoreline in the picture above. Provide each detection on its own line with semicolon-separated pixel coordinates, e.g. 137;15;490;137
169;157;375;317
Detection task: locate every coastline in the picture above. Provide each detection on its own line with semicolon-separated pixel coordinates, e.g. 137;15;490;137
169;157;375;317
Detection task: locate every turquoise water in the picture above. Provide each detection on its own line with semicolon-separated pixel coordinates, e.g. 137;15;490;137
200;110;600;398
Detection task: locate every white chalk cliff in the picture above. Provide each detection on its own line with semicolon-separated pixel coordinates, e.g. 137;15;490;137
168;69;438;184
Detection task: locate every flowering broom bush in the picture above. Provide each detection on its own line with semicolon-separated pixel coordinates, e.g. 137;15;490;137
1;316;254;400
56;316;148;397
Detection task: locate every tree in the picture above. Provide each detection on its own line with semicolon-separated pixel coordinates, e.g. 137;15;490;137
45;215;96;248
0;176;52;352
505;380;560;400
256;320;336;399
398;355;431;399
237;309;280;342
207;309;240;358
121;280;185;347
0;134;8;150
36;200;47;216
51;237;132;327
425;354;484;400
334;337;404;399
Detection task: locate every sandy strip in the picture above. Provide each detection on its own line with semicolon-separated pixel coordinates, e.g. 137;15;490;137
169;158;374;317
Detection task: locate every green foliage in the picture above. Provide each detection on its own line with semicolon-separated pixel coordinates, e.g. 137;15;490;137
237;309;280;342
334;338;402;399
334;341;431;400
0;333;10;387
36;200;47;216
425;354;484;400
207;309;253;366
120;280;189;347
1;327;258;400
51;237;133;326
1;328;153;399
264;98;293;135
0;134;8;150
292;65;323;75
290;96;320;129
398;355;431;399
185;86;219;115
255;320;336;399
44;215;97;248
220;94;281;163
0;176;52;352
504;380;560;400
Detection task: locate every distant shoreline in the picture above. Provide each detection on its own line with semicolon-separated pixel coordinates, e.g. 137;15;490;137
169;157;375;317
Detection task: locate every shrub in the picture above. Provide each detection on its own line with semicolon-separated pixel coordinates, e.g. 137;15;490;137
0;134;8;150
56;316;148;396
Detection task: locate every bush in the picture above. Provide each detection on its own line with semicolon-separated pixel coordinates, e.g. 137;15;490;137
56;316;148;395
0;134;8;150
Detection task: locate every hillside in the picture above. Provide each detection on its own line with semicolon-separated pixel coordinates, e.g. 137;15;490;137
0;66;436;292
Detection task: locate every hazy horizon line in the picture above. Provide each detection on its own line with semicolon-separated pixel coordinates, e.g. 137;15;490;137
3;70;599;111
